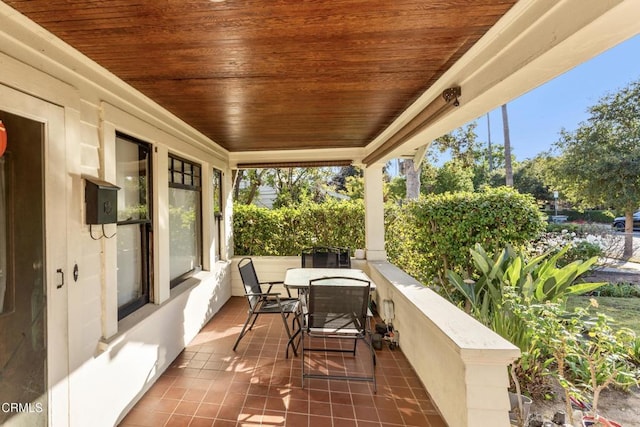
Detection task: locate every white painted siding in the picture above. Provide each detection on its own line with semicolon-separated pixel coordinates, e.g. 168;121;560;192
0;5;234;426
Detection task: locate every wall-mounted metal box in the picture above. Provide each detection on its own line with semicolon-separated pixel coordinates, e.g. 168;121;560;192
84;176;120;224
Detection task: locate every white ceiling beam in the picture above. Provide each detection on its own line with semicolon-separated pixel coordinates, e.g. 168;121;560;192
365;0;640;164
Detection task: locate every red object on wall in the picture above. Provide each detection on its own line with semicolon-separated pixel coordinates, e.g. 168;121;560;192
0;120;6;157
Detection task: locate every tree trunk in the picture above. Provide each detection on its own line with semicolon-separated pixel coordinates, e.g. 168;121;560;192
245;169;266;205
404;159;421;199
233;169;243;200
624;209;634;258
501;104;513;187
487;112;493;171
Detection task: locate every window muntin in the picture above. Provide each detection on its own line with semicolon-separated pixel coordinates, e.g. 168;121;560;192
168;155;202;286
116;133;152;319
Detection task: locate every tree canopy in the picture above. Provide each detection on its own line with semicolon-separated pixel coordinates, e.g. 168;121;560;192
548;79;640;210
548;79;640;256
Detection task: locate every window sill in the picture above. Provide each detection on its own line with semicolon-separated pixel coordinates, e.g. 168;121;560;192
98;271;215;355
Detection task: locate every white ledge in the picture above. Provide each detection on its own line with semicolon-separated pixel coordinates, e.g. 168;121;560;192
368;260;520;362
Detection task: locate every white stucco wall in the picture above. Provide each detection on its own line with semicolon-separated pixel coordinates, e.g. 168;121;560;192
367;261;520;427
0;5;235;426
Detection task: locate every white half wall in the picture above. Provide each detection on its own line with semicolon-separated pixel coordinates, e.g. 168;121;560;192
73;266;232;427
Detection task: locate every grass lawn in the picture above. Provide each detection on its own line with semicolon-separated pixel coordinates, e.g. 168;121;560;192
566;295;640;335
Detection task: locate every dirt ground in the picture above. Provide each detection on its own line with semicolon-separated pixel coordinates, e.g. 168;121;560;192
527;269;640;427
530;383;640;426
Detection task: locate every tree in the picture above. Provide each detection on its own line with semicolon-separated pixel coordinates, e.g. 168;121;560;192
343;175;365;200
472;143;505;190
233;167;335;207
420;162;439;194
502;104;514;187
549;79;640;257
432;122;479;167
433;160;475;194
233;169;268;205
330;166;362;192
513;156;553;203
386;175;407;201
402;159;421;199
268;167;333;208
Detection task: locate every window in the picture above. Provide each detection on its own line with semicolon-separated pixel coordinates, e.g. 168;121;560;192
115;133;152;320
168;155;202;286
212;168;223;261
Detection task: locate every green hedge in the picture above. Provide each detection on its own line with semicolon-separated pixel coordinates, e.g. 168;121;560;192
233;188;545;292
233;199;365;256
542;209;614;223
385;187;546;286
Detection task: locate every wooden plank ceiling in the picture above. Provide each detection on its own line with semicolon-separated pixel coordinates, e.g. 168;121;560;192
5;0;516;153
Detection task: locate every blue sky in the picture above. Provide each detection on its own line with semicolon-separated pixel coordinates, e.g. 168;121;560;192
471;34;640;161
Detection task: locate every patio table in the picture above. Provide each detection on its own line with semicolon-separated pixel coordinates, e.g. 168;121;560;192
284;268;377;291
284;268;377;331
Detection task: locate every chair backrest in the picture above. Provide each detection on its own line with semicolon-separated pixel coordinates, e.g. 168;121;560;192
301;247;314;268
310;246;339;268
335;247;351;268
307;277;370;331
301;246;351;268
238;257;262;309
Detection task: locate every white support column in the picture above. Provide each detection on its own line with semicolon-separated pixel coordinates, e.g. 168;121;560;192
154;145;170;304
363;164;387;261
100;120;118;339
201;165;213;271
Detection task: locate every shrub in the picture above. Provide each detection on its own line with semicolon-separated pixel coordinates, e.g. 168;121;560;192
546;223;582;234
542;209;614;223
447;243;611;406
592;282;640;298
532;223;622;267
233;199;365;256
558;241;603;267
385;187;546;286
522;302;639;421
448;244;605;312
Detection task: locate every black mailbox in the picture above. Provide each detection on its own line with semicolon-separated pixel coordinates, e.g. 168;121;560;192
84;177;120;224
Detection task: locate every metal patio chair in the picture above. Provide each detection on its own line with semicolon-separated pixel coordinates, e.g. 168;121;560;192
301;276;376;391
335;246;351;268
300;246;340;268
234;257;301;358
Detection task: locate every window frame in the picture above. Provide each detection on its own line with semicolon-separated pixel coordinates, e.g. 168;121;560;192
168;154;203;288
115;132;153;320
212;168;223;262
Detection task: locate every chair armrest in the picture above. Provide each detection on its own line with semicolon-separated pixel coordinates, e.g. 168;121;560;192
246;292;282;297
260;280;290;297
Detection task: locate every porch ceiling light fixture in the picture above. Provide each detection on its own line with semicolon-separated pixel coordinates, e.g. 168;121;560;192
362;86;461;166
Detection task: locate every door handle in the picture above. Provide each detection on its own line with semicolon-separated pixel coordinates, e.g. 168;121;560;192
56;268;64;289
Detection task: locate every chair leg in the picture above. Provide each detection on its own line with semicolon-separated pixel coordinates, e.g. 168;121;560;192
233;310;256;351
301;330;306;388
281;310;297;358
248;311;260;331
366;333;377;393
286;312;302;359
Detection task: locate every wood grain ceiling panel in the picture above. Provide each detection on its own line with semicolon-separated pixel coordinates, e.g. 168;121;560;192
4;0;517;153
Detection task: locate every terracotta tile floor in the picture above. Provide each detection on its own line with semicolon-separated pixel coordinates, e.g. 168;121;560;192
119;297;447;427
